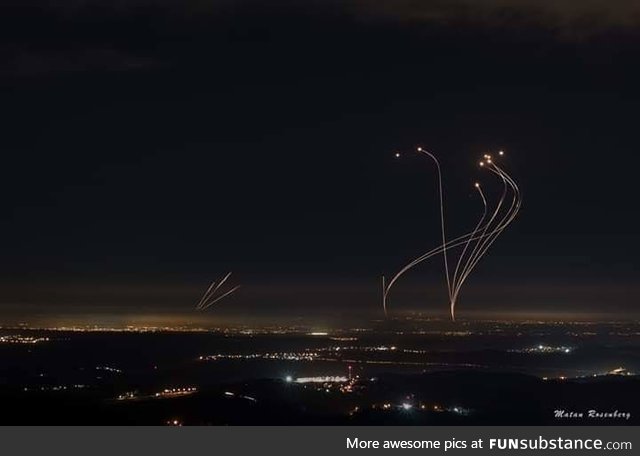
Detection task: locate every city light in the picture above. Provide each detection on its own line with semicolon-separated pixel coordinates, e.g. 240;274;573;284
0;335;49;344
294;376;348;384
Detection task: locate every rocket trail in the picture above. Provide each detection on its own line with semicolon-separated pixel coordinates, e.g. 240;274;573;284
451;160;521;318
195;272;239;311
383;149;521;320
450;158;510;319
450;183;487;319
457;162;521;283
382;220;499;317
209;272;232;299
417;147;452;304
196;280;218;310
200;285;241;310
452;156;522;319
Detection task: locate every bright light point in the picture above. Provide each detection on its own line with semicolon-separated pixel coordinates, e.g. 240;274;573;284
417;147;423;151
285;375;293;383
474;182;480;188
487;159;492;163
395;152;400;158
402;403;413;410
499;150;504;155
479;162;484;166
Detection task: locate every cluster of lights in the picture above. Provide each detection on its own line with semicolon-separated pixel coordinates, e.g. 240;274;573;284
154;387;197;398
286;372;361;394
33;326;210;333
510;345;573;354
23;384;87;392
321;345;400;352
370;402;461;413
117;391;138;401
14;319;607;336
95;366;122;373
15;319;604;336
201;349;488;369
403;329;475;337
479;150;504;168
199;352;319;362
0;335;49;344
323;345;430;355
292;376;348;384
340;382;356;394
542;367;635;382
118;387;198;401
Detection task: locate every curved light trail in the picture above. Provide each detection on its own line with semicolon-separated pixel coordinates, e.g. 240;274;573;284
383;149;521;321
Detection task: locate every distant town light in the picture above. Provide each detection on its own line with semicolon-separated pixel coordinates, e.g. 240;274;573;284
295;376;348;384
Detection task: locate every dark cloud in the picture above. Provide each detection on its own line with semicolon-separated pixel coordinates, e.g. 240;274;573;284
2;0;639;77
349;0;640;26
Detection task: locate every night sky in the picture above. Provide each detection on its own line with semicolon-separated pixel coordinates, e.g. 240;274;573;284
1;1;639;322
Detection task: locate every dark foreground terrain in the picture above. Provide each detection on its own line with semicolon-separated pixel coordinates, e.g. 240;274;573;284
1;372;638;425
1;323;638;425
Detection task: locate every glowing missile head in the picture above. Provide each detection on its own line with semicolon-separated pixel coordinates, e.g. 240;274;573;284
498;150;504;156
474;182;480;188
417;146;423;152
